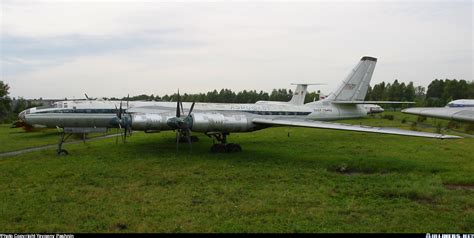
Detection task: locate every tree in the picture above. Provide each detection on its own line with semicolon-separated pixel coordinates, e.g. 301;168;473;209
468;81;474;99
414;86;425;99
426;79;445;106
0;81;12;123
13;97;28;114
305;91;319;103
404;82;415;102
370;82;386;101
387;79;402;101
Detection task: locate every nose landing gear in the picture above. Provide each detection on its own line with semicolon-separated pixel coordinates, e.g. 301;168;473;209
57;132;73;156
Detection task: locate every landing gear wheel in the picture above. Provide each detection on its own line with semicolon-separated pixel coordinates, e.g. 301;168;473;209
206;132;242;153
226;143;242;153
211;144;227;153
57;149;69;156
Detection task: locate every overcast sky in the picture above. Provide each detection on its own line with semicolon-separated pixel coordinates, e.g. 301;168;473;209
1;0;472;99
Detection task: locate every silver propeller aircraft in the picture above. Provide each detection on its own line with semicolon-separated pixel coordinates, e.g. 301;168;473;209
18;56;461;155
402;99;474;122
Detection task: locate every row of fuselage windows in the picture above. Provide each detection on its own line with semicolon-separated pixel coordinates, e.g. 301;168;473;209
32;109;311;116
34;109;121;114
245;111;311;116
447;104;474;108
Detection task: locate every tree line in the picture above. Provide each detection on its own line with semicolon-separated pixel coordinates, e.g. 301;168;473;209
366;79;474;107
1;79;473;123
111;89;320;104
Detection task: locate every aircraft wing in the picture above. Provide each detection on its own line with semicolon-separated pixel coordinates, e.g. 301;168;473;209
252;118;461;139
402;107;474;123
332;101;415;104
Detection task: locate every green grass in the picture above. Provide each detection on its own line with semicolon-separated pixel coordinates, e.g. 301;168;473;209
0;113;473;232
0;124;60;153
0;124;114;153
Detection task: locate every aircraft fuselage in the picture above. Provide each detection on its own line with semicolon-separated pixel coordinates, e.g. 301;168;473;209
20;100;368;132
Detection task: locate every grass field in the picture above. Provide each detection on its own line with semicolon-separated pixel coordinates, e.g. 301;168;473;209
0;112;473;232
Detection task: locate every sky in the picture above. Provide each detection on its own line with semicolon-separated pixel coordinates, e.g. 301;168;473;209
1;0;472;99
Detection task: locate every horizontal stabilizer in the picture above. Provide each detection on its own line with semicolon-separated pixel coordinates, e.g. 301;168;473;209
332;101;415;104
252;118;461;139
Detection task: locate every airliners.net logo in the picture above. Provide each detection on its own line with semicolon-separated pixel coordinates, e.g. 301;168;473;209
426;234;474;238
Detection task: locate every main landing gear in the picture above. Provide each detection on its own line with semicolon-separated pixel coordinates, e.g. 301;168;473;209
205;132;242;153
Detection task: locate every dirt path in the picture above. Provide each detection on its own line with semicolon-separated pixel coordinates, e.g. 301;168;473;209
0;134;121;158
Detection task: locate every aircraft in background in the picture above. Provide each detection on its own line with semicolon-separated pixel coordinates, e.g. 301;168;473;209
363;104;384;114
402;99;474;123
18;56;461;155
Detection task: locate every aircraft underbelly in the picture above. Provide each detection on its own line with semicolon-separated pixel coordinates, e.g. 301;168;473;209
26;113;115;128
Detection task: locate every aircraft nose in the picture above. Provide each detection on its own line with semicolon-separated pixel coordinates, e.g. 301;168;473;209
18;109;28;120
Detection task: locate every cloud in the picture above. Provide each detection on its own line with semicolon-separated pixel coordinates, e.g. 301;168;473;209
1;1;472;98
1;28;202;76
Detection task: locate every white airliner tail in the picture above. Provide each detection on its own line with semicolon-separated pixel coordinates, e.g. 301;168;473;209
289;83;323;105
256;83;324;106
288;84;308;105
324;56;377;102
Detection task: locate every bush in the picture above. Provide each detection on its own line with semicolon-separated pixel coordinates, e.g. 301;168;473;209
465;123;474;134
435;122;443;134
447;121;460;130
417;116;427;123
382;114;394;120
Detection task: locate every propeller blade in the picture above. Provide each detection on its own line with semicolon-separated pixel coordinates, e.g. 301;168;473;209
176;130;180;153
176;90;181;118
127;122;133;136
187;129;192;153
119;101;123;119
127;94;129;108
187;101;195;117
115;128;119;144
117;123;126;143
123;125;127;143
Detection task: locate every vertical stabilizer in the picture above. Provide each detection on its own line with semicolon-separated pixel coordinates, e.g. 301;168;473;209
289;84;309;105
325;56;377;102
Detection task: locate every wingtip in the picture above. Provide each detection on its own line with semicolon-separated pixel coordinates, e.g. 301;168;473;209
439;135;463;139
361;56;377;62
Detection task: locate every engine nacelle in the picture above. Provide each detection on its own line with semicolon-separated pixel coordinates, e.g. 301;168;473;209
191;113;256;132
131;114;171;131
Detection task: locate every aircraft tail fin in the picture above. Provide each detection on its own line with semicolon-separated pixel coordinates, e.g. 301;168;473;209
289;84;309;105
289;83;325;105
324;56;377;102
